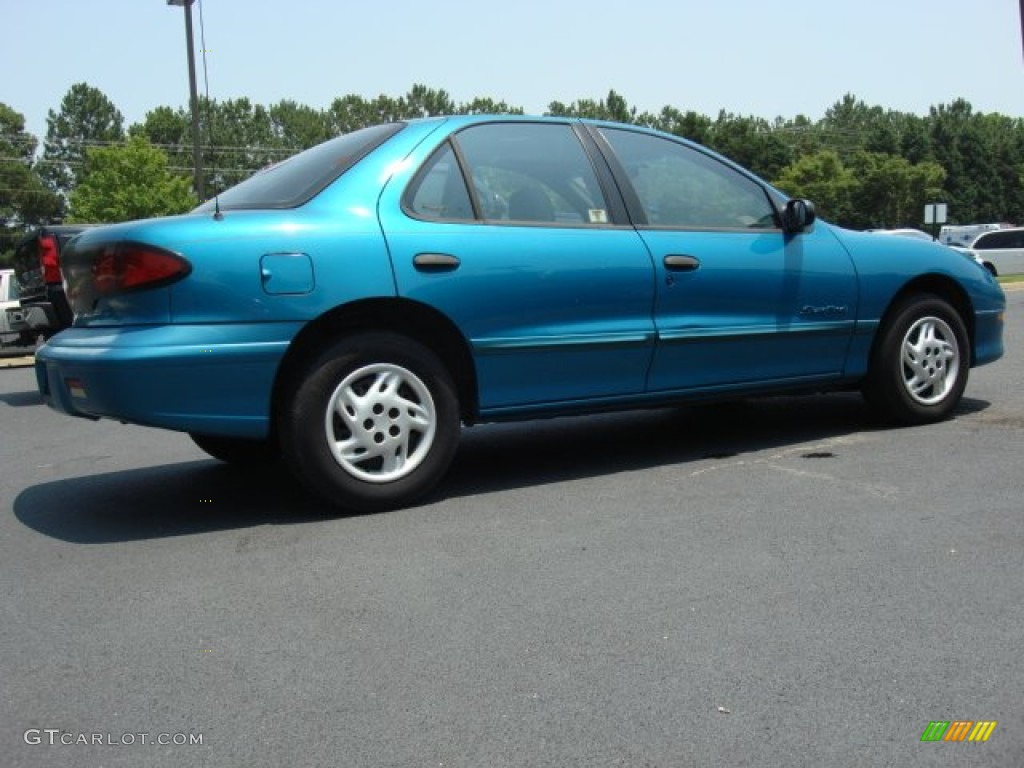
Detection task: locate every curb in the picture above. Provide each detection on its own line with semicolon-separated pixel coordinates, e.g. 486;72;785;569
0;355;35;369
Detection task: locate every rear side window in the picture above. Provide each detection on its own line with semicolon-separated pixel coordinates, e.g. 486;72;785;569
195;123;404;211
457;123;609;225
406;142;475;221
409;122;611;226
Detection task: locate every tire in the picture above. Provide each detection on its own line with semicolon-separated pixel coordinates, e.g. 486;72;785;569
863;294;969;425
277;333;460;512
190;433;278;465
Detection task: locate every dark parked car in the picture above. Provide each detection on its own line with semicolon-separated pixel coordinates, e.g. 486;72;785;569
6;225;92;341
36;116;1006;512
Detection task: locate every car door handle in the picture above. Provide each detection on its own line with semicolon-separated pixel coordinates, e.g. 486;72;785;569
664;254;700;271
413;253;461;271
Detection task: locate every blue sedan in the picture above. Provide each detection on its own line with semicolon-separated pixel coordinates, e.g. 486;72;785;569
36;116;1006;511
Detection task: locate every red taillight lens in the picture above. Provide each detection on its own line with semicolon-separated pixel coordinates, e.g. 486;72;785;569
39;234;61;283
91;244;191;296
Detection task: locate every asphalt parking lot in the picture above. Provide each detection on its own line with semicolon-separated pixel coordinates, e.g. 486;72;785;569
2;291;1022;768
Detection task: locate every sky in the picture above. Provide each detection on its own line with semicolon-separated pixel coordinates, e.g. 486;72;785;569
2;0;1023;142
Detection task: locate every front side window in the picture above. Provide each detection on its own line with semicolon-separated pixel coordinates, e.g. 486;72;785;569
599;128;778;230
453;123;611;225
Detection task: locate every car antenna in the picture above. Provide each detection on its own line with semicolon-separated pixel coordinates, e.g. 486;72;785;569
197;0;222;220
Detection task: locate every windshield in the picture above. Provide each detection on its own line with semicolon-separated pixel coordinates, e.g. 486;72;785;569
194;122;405;211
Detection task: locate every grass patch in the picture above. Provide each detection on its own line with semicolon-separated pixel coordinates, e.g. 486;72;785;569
997;274;1024;284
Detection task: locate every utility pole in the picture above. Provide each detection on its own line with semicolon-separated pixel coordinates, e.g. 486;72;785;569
167;0;205;201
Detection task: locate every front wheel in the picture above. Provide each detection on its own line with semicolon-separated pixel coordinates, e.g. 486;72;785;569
278;333;460;512
863;295;969;425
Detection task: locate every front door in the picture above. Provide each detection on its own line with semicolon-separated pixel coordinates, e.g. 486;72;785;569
595;126;858;393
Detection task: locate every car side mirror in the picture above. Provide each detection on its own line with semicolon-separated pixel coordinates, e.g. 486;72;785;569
782;199;816;234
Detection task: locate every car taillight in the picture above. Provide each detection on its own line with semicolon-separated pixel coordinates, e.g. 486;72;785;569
91;243;191;296
39;234;61;283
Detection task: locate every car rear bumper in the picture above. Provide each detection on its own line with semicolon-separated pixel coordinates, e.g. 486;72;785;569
35;323;303;438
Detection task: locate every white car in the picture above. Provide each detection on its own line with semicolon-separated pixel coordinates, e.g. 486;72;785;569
866;229;994;274
867;228;935;242
1;268;31;347
947;246;996;276
967;228;1024;276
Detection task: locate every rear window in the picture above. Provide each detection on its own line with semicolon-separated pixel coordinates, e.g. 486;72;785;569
195;123;405;212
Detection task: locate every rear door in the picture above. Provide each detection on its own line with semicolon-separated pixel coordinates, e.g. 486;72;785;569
378;121;657;412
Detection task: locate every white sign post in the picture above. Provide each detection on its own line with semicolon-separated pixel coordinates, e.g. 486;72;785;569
923;203;948;240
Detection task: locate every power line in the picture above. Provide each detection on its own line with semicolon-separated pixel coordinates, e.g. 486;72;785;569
35;138;300;155
5;132;307;156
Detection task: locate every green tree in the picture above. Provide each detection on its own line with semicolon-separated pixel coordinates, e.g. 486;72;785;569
847;152;946;229
547;89;637;123
769;114;824;159
639;106;713;145
268;99;331;149
896;113;932;164
0;103;62;259
974;112;1024;223
821;94;884;149
131;105;191;160
399;84;456;118
706;111;792;180
130;105;193;192
773;150;857;224
132;105;190;147
455;97;523;116
327;93;386;134
68;136;196;223
197;97;280;194
326;90;429;135
118;86;1024;227
40;83;125;208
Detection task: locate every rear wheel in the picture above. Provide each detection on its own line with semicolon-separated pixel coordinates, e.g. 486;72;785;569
189;433;278;465
278;333;460;512
863;295;969;424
